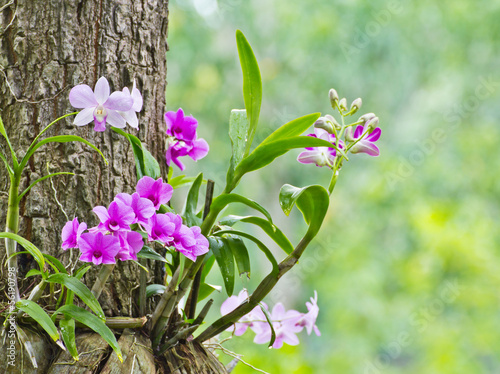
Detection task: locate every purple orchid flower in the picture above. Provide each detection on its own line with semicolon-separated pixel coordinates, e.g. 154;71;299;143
165;138;209;171
119;80;143;129
92;201;135;233
251;303;303;349
136;176;173;210
347;124;381;156
220;290;265;336
78;232;120;265
165;108;198;143
295;291;321;336
297;128;344;168
114;192;155;226
116;231;144;261
145;213;179;243
61;217;87;250
170;225;209;262
69;77;133;132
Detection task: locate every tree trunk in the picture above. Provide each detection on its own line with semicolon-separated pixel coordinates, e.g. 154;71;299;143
0;0;226;372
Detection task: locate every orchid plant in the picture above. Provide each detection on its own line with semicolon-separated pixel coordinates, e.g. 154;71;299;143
0;30;380;368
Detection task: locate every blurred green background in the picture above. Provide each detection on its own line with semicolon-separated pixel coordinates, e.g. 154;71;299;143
165;0;500;373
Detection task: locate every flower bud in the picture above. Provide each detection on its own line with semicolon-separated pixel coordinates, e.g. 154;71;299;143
325;114;341;130
350;98;362;114
339;98;347;111
365;116;379;132
329;89;339;108
345;126;355;142
314;117;334;134
358;112;376;124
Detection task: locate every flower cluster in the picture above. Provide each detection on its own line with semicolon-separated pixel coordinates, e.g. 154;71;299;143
69;77;142;132
61;176;209;265
220;290;320;349
164;108;209;170
297;89;381;168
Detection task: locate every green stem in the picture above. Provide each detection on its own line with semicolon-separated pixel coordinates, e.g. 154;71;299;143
5;174;21;302
91;264;115;299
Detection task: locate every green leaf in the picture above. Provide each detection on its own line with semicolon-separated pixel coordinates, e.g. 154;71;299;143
46;273;105;320
16;300;61;344
214;230;279;275
230;134;338;190
59;317;78;361
259;113;320;146
26;269;43;278
0;151;14;177
209;193;273;223
20;135;107;172
226;109;250;187
18;172;74;202
236;30;262;155
54;305;122;363
146;284;166;298
201;255;216;283
220;215;294;255
208;236;235;296
137;246;168;262
74;265;91;279
0;114;18;168
223;235;250;278
259;303;276;348
0;232;45;271
111;127;160;180
43;253;68;274
169;175;200;189
279;184;329;241
183;172;203;227
198;283;222;302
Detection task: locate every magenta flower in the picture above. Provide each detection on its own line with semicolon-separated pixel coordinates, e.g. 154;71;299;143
69;77;133;132
136;176;173;210
165;108;198;143
114;192;155;226
165;139;209;171
297;128;344;168
92;201;135;233
116;231;144;261
119;80;143;129
252;303;303;349
61;217;87;250
170;225;209;262
78;232;120;265
347;124;381;156
295;291;321;336
145;213;179;243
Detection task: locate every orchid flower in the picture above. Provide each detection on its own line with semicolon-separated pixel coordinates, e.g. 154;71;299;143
69;77;133;131
78;232;120;265
116;231;144;261
346;124;381;156
119;79;143;129
297;128;344;168
136;176;173;210
114;192;155;226
61;217;87;250
92;201;135;233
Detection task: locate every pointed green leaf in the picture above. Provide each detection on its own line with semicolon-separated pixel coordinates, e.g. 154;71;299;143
184;172;203;227
0;151;13;177
46;273;105;320
54;305;122;363
0;232;45;271
214;230;279;275
26;269;43;278
236;30;262;155
169;175;200;189
208;236;235;296
279;184;329;241
16;300;61;344
260;113;320;146
0;114;17;167
226;109;250;187
59;317;78;360
18;172;74;202
198;283;222;302
137;246;168;262
209;193;272;222
223;235;250;278
201;254;216;283
220;215;294;255
43;253;68;274
146;284;166;298
20;135;107;172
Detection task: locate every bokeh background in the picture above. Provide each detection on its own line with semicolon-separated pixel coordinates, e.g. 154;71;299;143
165;0;500;373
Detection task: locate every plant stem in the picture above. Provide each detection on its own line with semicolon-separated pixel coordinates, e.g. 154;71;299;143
91;264;115;299
5;173;21;303
139;258;147;316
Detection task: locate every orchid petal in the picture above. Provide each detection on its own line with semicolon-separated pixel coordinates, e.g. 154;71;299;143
105;91;133;111
94;77;110;105
69;85;98;108
106;110;126;128
73;107;95;126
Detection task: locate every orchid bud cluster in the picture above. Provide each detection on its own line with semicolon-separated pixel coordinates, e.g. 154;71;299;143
297;88;382;168
220;290;320;349
61;176;209;265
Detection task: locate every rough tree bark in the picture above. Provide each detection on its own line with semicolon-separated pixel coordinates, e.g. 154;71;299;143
0;1;226;372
